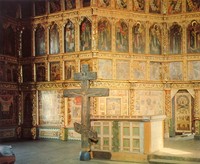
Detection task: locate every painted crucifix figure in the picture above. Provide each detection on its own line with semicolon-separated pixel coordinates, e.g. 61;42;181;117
63;64;109;161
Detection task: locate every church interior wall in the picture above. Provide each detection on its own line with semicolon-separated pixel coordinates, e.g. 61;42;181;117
0;0;200;160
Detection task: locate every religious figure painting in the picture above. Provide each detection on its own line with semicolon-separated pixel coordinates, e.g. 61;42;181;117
106;98;121;115
132;0;145;12
150;62;162;80
98;59;113;79
23;93;33;126
116;60;130;80
39;90;62;126
116;20;129;52
50;62;60;81
22;28;32;57
0;23;3;54
150;24;161;55
35;26;46;56
0;62;5;81
168;0;182;14
64;60;75;80
98;0;110;7
83;0;90;7
149;0;161;14
3;26;15;56
186;0;200;12
134;90;164;116
49;24;60;54
169;62;183;81
35;1;46;16
36;63;46;82
169;24;182;54
22;65;32;82
98;18;111;51
64;21;75;52
72;97;81;118
6;63;17;82
116;0;127;9
132;61;146;80
65;0;76;10
80;18;91;51
132;22;145;54
80;59;93;71
49;0;61;13
188;61;200;80
187;21;200;53
0;93;14;120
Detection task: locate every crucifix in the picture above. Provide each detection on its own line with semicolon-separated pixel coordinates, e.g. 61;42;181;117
63;64;109;161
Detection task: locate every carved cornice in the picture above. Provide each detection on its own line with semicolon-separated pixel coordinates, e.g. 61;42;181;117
62;81;80;88
130;82;164;90
171;82;194;89
36;82;63;90
0;55;18;63
0;83;18;90
91;80;130;89
20;83;36;91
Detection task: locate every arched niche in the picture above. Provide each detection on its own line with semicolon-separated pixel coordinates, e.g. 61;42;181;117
169;23;182;55
22;28;32;57
115;20;128;53
65;0;76;10
132;22;145;54
35;25;46;56
187;20;200;54
64;20;75;52
149;23;161;55
3;25;15;56
49;23;60;54
98;18;111;51
80;17;92;51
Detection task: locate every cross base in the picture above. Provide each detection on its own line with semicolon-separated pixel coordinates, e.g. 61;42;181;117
79;151;91;161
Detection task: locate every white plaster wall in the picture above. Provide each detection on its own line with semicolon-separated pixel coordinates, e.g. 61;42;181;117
150;120;164;153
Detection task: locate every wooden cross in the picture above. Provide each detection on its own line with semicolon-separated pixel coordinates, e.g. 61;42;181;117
63;64;109;161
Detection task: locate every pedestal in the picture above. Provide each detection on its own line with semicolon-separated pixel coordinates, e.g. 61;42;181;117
79;151;91;161
0;145;15;164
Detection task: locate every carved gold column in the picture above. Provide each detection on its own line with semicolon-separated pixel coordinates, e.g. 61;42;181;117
58;22;64;54
31;91;37;139
129;19;133;54
90;0;97;7
59;93;66;140
145;21;150;54
130;89;135;116
111;18;116;52
182;21;187;55
92;15;98;51
17;92;22;139
46;24;50;55
164;86;172;138
162;22;168;55
32;25;37;57
194;88;200;139
75;17;80;52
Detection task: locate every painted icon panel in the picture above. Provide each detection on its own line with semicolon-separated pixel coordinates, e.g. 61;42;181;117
116;20;128;52
80;18;91;51
65;21;75;52
98;18;111;51
35;26;46;56
49;24;60;54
